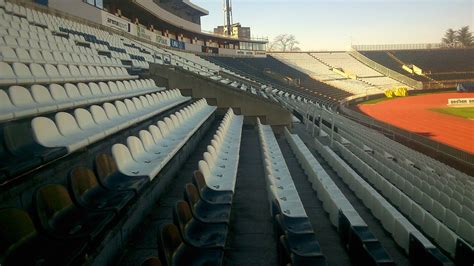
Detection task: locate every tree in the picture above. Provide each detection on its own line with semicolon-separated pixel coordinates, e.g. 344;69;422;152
268;34;301;51
455;26;473;47
442;28;456;46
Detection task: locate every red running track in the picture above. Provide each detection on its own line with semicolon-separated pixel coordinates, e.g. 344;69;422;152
358;92;474;154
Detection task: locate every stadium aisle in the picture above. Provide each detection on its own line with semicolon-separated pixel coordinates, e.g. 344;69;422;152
117;119;221;265
293;123;411;266
224;125;278;266
276;135;352;266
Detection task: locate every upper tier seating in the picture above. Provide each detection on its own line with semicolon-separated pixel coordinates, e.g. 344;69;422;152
272;52;404;94
311;52;383;77
361;49;474;81
203;55;352;104
0;79;163;122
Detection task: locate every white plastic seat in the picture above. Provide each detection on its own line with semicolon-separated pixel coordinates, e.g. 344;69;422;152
90;105;119;135
41;50;55;64
68;65;82;81
436;225;457;257
55;112;91;146
12;62;34;83
31;84;58;112
57;64;73;81
44;64;63;82
456;219;474;244
15;47;33;63
31;116;87;152
87;82;103;97
0;62;17;85
30;63;50;83
0;89;15;121
422;213;440;239
8;85;39;118
49;84;73;109
74;108;106;143
0;46;17;62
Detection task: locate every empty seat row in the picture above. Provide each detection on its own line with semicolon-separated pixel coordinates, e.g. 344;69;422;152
197;108;243;193
112;99;216;180
332;139;473;265
285;128;394;265
0;183;117;265
0;62;135;85
0;34;95;56
0;79;163;122
341;130;473;240
157;110;244;265
335;119;473;228
32;89;188;152
257;119;327;265
0;157;153;266
315;134;456;265
0;46;123;67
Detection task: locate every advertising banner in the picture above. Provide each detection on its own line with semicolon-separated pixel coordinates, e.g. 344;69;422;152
170;39;185;50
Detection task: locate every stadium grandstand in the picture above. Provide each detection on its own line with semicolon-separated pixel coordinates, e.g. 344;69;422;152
0;0;473;266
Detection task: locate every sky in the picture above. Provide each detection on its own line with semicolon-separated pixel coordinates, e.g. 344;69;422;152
191;0;474;51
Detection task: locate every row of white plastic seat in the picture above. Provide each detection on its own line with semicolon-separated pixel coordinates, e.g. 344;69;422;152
257;118;307;218
284;128;367;229
0;79;162;122
339;128;473;230
0;34;96;56
335;119;473;213
0;23;69;45
198;108;243;192
312;134;444;257
332;131;474;249
337;114;472;186
331;138;472;258
0;47;123;67
112;99;217;180
32;89;189;153
324;110;471;200
0;62;135;85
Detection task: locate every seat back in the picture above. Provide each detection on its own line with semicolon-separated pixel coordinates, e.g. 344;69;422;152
0;208;36;254
184;183;200;209
173;201;192;240
35;184;74;232
157;224;182;266
69;166;99;202
94;153;118;183
193;170;208;193
3;120;38;157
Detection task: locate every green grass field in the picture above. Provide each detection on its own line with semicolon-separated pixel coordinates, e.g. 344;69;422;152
431;107;474;119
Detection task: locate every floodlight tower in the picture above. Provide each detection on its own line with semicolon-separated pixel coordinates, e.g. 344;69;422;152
223;0;233;36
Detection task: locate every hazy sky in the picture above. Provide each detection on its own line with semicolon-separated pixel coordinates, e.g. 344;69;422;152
192;0;474;51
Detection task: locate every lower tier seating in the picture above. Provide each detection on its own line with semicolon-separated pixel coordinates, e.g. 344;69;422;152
285;128;394;265
112;99;217;179
313;131;453;265
157;108;244;265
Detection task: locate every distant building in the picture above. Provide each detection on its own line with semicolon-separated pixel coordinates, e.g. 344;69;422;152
214;23;251;40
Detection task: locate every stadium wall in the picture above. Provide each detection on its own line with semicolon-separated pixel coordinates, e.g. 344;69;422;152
148;64;292;129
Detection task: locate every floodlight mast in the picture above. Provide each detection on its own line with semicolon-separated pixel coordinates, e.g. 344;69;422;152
224;0;233;36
